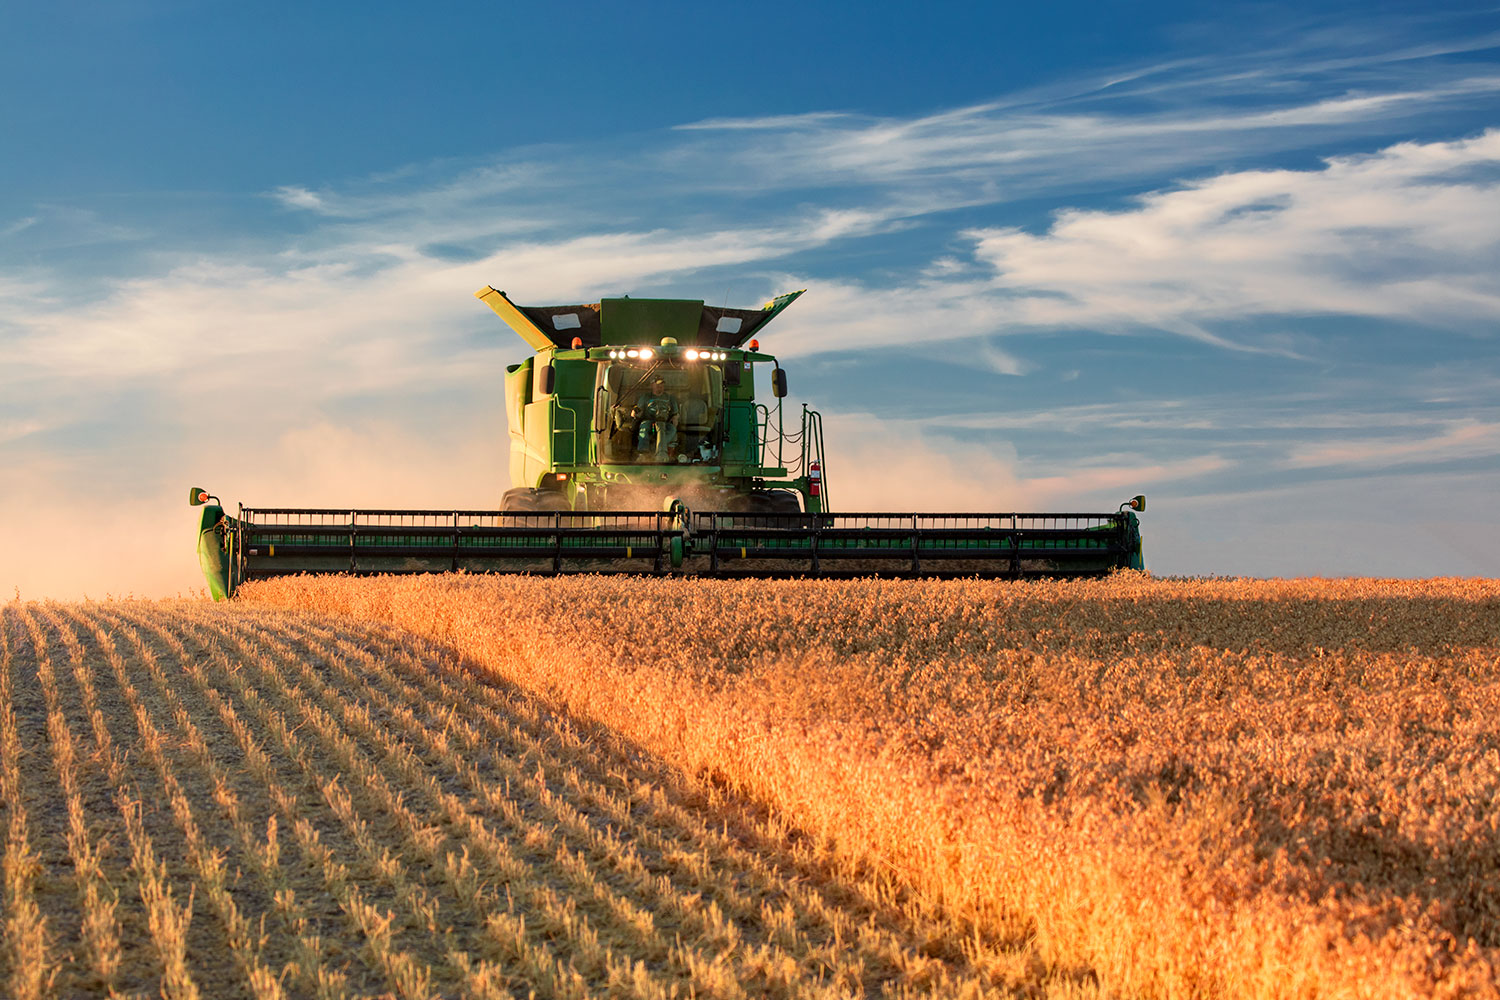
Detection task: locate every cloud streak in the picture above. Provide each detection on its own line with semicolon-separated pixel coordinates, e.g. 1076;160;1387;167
957;130;1500;346
1284;420;1500;470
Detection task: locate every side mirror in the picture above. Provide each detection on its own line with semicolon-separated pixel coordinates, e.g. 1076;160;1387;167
1121;494;1146;513
593;386;607;433
540;364;556;395
188;486;214;506
771;367;787;398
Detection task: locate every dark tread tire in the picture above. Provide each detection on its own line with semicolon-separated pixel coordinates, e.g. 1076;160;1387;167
502;488;572;512
744;490;803;515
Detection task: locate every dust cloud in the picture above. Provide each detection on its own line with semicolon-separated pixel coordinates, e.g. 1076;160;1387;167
1;421;505;601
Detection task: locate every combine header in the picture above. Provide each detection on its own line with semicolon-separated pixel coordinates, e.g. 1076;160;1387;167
192;287;1145;599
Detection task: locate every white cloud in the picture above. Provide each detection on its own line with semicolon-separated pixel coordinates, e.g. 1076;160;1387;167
675;111;852;132
0;208;909;408
273;185;329;212
961;130;1500;342
219;31;1500;275
667;76;1500;200
826;412;1229;513
0;204;143;253
754;277;1023;358
0;419;44;445
744;124;1500;361
1;216;37;238
1284;420;1500;470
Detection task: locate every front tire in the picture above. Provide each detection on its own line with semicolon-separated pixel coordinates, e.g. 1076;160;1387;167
502;487;572;512
742;490;803;515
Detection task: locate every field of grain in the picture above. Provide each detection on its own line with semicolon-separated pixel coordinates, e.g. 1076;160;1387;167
239;574;1500;1000
0;598;1075;999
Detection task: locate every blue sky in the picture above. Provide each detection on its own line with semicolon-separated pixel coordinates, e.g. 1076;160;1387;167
3;1;1499;596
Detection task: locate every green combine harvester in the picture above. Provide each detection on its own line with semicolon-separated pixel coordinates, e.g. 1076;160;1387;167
192;287;1145;599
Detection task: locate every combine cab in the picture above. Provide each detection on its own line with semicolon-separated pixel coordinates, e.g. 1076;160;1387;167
192;287;1146;599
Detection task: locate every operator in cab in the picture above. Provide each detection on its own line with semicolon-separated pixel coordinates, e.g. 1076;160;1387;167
634;376;679;460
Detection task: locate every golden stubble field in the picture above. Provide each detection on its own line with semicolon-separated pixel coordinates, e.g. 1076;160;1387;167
243;574;1500;1000
1;599;1060;1000
2;574;1497;999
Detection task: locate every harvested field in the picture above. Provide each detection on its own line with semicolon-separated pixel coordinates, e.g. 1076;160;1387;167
242;574;1500;1000
0;599;1062;999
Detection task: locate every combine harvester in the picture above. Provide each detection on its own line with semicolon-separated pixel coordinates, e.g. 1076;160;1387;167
191;287;1145;599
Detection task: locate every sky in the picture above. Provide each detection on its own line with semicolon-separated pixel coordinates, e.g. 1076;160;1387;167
3;0;1499;597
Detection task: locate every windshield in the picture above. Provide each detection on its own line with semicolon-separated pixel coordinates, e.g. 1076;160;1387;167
596;359;721;465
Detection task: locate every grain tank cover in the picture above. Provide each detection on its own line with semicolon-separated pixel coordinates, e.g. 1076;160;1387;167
475;286;803;351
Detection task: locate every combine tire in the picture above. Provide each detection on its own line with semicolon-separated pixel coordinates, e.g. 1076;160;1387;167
743;490;803;515
502;488;572;512
735;489;803;528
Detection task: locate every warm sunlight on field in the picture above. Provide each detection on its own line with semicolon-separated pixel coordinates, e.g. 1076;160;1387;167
239;574;1500;1000
1;600;1065;999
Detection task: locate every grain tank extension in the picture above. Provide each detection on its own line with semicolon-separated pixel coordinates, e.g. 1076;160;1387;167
191;287;1145;598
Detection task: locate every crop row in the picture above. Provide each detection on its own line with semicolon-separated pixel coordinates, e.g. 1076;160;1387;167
0;599;1072;999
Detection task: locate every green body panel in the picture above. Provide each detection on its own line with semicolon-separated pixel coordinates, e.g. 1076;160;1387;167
599;298;704;345
504;359;533;486
1124;511;1145;570
719;398;761;473
517;354;596;487
553;359;594;467
195;504;234;601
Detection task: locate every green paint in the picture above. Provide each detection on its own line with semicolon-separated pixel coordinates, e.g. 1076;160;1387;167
195;503;233;601
599;298;704;345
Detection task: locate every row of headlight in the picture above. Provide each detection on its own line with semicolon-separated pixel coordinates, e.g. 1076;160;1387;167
603;348;730;362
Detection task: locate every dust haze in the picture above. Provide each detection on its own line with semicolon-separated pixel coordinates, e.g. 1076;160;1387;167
2;421;505;601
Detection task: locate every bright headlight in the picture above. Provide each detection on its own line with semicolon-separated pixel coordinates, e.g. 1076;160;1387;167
640;348;654;360
626;349;639;358
685;348;700;361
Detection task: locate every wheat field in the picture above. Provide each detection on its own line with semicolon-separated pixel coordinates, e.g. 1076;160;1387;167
239;574;1500;1000
4;576;1497;999
0;598;1063;1000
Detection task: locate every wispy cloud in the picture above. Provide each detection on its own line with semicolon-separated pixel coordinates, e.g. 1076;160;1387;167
0;204;144;256
1284;420;1500;470
1;216;37;238
0;418;44;445
272;185;330;213
959;130;1500;345
228;25;1500;265
675;82;1500;192
824;411;1230;512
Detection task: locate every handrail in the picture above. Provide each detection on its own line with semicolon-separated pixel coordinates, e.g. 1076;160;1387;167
754;402;770;467
754;397;792;471
801;406;827;510
554;399;580;465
